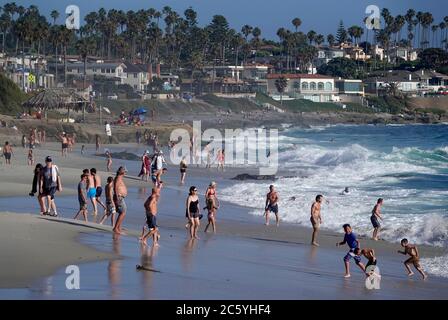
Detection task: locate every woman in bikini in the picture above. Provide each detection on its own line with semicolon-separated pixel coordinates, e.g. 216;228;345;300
204;182;219;233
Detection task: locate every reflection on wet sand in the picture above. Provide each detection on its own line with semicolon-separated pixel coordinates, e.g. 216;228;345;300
108;233;122;299
181;238;197;272
139;244;159;298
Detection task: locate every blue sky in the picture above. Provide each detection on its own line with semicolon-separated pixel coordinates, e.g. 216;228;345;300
7;0;448;39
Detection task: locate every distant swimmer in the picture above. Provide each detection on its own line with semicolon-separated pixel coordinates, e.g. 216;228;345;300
264;185;279;226
398;238;427;280
310;195;324;246
341;187;350;195
371;198;384;241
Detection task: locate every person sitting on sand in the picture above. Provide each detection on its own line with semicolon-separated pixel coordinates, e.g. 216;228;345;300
204;181;220;233
371;198;384;241
310;195;324;246
264;185;279;226
186;186;201;239
99;176;116;227
113;166;128;235
398;238;427;280
74;174;89;222
140;188;160;246
336;224;365;278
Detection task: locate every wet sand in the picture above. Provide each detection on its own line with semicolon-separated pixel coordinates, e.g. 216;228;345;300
0;142;447;299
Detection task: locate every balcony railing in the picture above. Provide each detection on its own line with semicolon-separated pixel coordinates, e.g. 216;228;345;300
292;89;339;94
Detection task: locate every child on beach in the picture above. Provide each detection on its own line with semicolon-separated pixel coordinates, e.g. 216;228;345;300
27;149;34;166
74;174;88;222
354;248;378;275
398;238;427;280
371;198;384;241
99;176;116;227
336;224;365;278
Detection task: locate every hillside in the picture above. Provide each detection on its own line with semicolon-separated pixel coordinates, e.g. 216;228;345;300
0;73;27;115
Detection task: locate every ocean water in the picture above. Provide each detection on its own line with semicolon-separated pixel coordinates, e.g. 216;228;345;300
220;124;448;277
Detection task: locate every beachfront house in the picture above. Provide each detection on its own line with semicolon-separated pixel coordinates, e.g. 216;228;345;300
412;69;448;93
66;62;127;84
389;47;419;62
122;63;149;93
267;73;338;102
364;70;420;95
315;47;345;68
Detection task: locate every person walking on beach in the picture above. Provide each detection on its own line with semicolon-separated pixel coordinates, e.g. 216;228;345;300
3;141;13;165
140;187;160;246
95;134;101;153
336;224;365;278
113;166;128;234
30;163;46;215
105;150;112;172
27;149;34;166
179;156;188;184
74;174;88;222
84;169;98;215
371;198;384;241
99;176;116;228
105;122;113;144
204;182;220;233
398;238;427;280
22;135;27;148
39;156;62;217
310;195;324;246
186;186;201;239
60;132;68;157
264;185;279;226
138;151;151;182
217;149;225;171
91;168;107;213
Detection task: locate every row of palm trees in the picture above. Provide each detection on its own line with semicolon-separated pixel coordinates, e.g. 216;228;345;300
0;2;447;82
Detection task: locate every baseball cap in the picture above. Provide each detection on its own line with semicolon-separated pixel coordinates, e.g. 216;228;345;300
45;156;52;162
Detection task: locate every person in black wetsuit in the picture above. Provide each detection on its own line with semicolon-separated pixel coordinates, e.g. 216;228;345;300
186;186;201;239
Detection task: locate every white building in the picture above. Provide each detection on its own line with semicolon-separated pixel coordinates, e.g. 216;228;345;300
66;62;127;83
267;73;338;102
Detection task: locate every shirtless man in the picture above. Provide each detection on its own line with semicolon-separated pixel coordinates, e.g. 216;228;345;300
2;141;13;165
371;198;384;241
99;176;116;227
398;238;427;279
60;133;68;157
83;169;97;215
264;185;279;226
140;188;160;246
113;166;128;234
90;168;107;213
310;195;324;246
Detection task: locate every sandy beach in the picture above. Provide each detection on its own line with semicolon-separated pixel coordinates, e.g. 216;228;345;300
0;142;447;299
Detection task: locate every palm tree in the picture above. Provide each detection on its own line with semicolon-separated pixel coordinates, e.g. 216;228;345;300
432;25;439;48
416;11;423;48
0;13;11;53
241;24;253;40
274;77;288;105
440;22;446;49
307;30;316;45
292;18;302;32
405;9;415;48
315;34;324;47
76;37;95;121
327;34;335;46
50;10;59;25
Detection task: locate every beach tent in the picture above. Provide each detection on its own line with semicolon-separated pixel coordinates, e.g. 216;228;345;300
132;107;147;115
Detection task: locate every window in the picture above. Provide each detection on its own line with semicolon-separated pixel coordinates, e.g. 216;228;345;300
93;68;97;73
134;73;138;78
101;68;105;73
318;82;324;90
134;85;137;89
310;82;317;90
325;82;332;91
302;82;309;90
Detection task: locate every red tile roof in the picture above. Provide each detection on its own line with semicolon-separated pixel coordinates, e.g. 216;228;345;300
266;73;333;80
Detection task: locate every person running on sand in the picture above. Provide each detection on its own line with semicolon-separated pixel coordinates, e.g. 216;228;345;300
105;150;112;172
264;185;279;226
310;195;324;246
39;156;62;217
27;149;34;166
204;182;220;233
113;166;128;234
140;188;160;246
74;174;88;222
99;176;116;227
398;238;427;280
91;168;107;213
354;248;378;275
3;141;13;165
186;186;201;239
60;132;68;157
179;156;188;184
336;224;365;278
371;198;384;241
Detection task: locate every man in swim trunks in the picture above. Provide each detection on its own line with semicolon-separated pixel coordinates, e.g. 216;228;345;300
91;168;107;213
371;198;384;241
264;185;279;226
2;141;13;165
354;248;377;275
337;224;365;278
74;174;88;222
83;169;97;215
140;188;160;246
99;176;116;227
113;166;128;234
39;156;62;217
60;132;68;157
310;195;324;246
398;238;427;280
